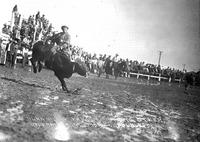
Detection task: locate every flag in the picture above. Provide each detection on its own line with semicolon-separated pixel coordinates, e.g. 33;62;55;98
12;5;18;13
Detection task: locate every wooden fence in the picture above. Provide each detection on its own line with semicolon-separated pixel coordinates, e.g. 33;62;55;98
128;72;181;83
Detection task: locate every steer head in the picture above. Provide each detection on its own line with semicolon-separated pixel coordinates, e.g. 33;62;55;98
73;62;87;77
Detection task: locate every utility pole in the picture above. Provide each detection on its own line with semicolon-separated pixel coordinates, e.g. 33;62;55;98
158;50;163;66
183;64;186;72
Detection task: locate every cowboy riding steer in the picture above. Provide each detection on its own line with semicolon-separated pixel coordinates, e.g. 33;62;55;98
30;41;87;92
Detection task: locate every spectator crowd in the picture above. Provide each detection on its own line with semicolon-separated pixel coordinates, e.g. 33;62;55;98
0;5;186;82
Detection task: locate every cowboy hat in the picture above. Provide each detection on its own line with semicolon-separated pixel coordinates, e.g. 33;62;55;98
61;25;69;30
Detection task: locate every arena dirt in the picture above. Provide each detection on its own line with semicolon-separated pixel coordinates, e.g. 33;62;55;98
0;65;200;142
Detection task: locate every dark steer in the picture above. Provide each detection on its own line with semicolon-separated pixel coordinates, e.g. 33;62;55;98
30;41;87;92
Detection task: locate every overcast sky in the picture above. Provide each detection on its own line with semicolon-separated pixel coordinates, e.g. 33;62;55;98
0;0;199;71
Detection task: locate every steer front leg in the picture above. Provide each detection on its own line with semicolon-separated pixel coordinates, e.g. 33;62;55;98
55;74;70;93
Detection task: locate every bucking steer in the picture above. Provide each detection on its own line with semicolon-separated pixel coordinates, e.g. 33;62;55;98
30;41;87;93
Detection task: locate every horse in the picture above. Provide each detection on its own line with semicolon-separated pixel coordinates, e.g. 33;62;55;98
30;41;87;92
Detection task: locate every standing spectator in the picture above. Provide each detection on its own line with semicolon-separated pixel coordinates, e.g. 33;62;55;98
91;53;98;73
92;53;97;60
105;55;112;78
97;55;104;77
12;25;21;41
21;36;30;67
112;53;119;76
35;25;42;41
7;25;12;35
28;24;35;42
47;23;53;33
2;24;7;34
112;53;119;62
102;54;107;61
41;14;48;30
45;23;53;38
35;11;40;25
40;14;45;23
0;38;3;62
9;39;19;68
20;21;29;40
125;58;130;77
28;15;32;24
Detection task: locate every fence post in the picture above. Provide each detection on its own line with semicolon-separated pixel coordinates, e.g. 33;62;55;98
158;74;161;82
137;73;139;79
169;77;171;83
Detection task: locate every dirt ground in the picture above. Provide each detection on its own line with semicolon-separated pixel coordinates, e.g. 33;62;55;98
0;64;200;142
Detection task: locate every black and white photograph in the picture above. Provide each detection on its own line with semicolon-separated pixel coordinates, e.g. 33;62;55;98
0;0;200;141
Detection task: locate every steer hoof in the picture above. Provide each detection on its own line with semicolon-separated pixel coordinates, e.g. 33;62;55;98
72;88;81;94
184;90;191;95
63;89;71;93
62;87;71;93
33;67;37;73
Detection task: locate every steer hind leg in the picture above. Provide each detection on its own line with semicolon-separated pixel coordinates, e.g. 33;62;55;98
38;61;43;72
30;58;37;73
55;74;70;93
